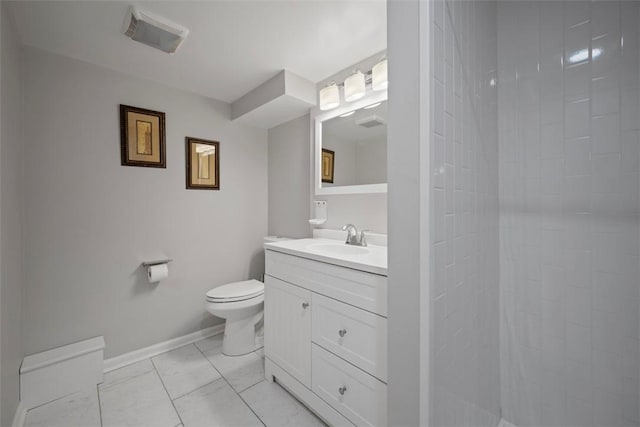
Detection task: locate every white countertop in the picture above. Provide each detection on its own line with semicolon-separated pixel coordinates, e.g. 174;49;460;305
264;238;388;276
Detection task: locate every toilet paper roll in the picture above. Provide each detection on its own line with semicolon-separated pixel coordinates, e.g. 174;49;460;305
147;264;168;283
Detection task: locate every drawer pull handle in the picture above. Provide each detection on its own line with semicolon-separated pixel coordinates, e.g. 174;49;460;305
338;386;347;396
338;329;347;338
302;302;309;309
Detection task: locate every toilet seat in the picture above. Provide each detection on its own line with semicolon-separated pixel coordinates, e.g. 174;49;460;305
206;279;264;303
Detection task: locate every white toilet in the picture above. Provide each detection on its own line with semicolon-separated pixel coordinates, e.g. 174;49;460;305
205;236;289;356
205;279;264;356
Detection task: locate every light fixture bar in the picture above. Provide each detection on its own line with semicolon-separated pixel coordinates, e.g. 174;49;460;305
317;58;388;111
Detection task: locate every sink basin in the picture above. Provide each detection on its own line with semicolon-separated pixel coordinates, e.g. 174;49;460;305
308;243;369;256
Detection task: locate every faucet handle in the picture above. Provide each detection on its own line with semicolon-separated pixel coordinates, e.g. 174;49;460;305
359;229;370;247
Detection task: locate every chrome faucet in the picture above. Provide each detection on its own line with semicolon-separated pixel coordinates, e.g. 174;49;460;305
341;224;368;247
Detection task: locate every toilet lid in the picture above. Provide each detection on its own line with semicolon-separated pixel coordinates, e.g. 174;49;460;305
206;279;264;302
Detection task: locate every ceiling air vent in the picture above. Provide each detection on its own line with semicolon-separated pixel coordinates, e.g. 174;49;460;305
123;6;189;54
355;115;386;128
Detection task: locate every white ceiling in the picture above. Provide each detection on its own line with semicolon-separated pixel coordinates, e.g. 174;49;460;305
8;1;387;103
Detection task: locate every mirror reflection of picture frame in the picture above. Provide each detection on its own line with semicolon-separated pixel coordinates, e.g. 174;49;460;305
314;89;387;195
185;137;220;190
120;104;166;168
321;148;335;183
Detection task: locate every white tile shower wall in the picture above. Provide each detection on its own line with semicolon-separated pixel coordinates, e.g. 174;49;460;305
431;2;500;426
498;2;640;426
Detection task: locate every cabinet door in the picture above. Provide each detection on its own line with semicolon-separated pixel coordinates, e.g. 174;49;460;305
264;275;312;388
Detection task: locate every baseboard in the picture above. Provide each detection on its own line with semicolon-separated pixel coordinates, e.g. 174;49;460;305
21;337;105;410
103;324;225;373
11;401;27;427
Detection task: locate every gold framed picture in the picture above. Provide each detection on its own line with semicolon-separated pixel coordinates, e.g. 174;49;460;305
322;148;334;183
120;105;166;168
186;137;220;190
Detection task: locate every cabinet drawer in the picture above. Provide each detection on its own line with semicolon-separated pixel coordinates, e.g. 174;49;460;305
312;294;387;382
312;345;387;427
266;250;387;316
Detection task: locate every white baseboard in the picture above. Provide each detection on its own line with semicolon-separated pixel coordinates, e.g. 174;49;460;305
12;401;27;427
103;324;225;373
21;337;105;410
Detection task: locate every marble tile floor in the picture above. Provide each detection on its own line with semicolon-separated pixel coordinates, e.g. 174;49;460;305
24;334;326;427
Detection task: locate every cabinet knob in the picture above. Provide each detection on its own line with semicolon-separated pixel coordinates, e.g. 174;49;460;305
338;386;347;396
338;329;347;338
302;302;309;309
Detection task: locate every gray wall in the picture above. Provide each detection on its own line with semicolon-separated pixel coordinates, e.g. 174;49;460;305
267;113;388;237
21;47;268;358
1;4;24;426
267;114;312;239
320;193;387;233
314;52;389;235
387;0;430;424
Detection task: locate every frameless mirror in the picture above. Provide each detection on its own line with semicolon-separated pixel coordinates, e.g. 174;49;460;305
314;92;387;195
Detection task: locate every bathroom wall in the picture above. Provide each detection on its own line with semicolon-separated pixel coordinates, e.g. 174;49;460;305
268;114;312;239
21;47;268;358
313;51;388;234
0;3;24;425
267;112;388;237
498;2;640;426
430;1;501;426
386;1;427;423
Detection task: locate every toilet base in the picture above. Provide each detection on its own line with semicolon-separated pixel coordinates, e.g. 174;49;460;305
222;312;263;356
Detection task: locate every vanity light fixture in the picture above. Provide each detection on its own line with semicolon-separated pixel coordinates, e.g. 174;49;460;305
371;58;388;91
317;57;388;111
319;82;340;111
339;111;356;117
364;102;381;109
344;70;366;102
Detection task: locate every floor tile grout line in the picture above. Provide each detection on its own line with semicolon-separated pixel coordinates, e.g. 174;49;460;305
193;340;267;427
236;386;268;427
170;376;227;402
237;378;267;395
96;384;104;427
99;369;155;392
150;354;186;427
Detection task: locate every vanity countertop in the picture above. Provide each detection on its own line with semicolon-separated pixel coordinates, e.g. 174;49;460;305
264;238;387;276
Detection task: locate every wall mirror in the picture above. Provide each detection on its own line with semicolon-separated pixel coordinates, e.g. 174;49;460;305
314;91;387;195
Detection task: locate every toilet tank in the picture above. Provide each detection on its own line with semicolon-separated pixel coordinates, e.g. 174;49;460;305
261;237;290;281
263;236;291;244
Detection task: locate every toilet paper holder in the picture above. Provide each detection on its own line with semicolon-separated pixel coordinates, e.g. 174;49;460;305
142;259;173;268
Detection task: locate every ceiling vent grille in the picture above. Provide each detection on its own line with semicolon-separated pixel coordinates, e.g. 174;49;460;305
355;115;386;128
123;7;189;54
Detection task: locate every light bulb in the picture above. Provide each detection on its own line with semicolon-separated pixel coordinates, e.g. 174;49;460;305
319;82;340;111
344;70;366;102
372;59;388;91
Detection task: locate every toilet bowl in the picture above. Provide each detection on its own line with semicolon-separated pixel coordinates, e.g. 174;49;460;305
206;279;264;356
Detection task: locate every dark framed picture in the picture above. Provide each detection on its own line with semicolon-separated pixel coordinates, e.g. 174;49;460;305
321;148;335;183
186;137;220;190
120;104;166;168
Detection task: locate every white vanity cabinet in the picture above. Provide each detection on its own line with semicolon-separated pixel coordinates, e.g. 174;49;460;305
264;248;388;427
